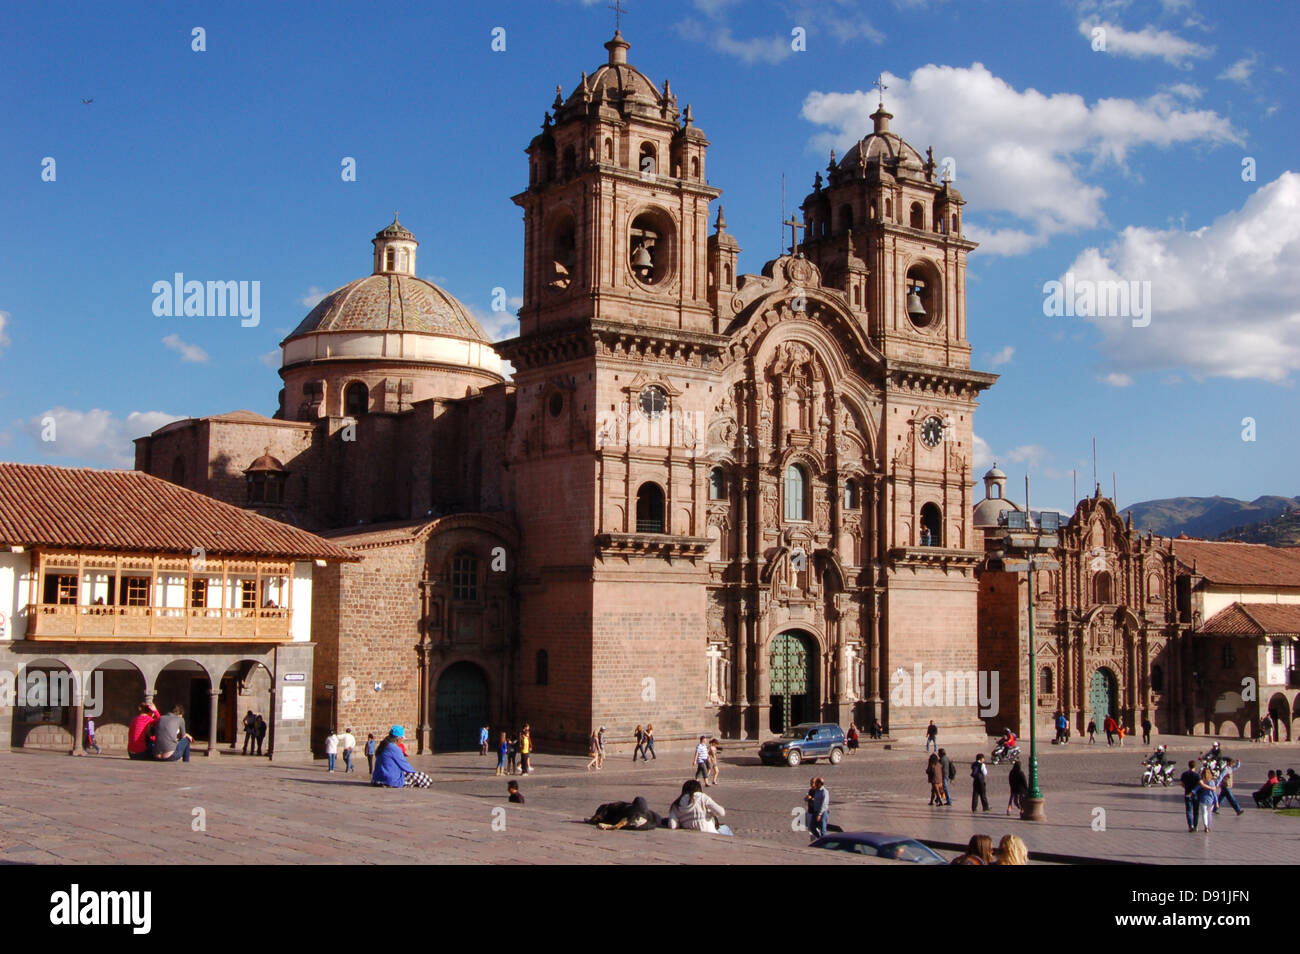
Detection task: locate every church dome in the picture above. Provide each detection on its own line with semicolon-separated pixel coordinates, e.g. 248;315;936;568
558;32;673;119
838;106;924;174
288;274;490;342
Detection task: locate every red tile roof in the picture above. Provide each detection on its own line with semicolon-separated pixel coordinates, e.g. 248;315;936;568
0;463;356;561
1201;602;1300;636
1173;539;1300;587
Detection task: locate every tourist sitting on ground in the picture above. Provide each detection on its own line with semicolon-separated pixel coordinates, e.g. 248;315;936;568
585;796;661;830
152;705;193;762
949;834;995;865
666;780;732;835
846;725;859;751
507;780;524;804
126;702;160;761
370;726;432;789
995;834;1028;865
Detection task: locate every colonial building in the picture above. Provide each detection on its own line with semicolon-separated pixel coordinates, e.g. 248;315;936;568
0;463;353;756
137;31;998;751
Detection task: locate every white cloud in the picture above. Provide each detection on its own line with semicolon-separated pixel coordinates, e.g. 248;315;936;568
1006;444;1051;466
472;307;520;344
300;287;327;308
1064;173;1300;383
676;19;791;64
802;63;1241;255
0;310;9;353
259;349;281;369
161;333;209;364
1101;372;1134;387
676;0;882;65
1079;20;1213;68
971;432;993;472
987;345;1015;366
24;408;185;467
1218;54;1259;85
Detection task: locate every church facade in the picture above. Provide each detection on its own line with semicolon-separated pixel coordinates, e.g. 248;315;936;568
136;32;998;752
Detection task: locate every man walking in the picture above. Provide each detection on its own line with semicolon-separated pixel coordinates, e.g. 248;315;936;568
1141;717;1152;746
340;727;357;773
1179;759;1201;832
938;748;954;806
1218;758;1245;816
255;714;267;755
925;720;938;753
807;777;830;840
694;736;711;784
242;710;257;755
596;726;607;769
970;753;989;812
479;724;490;756
1054;712;1068;744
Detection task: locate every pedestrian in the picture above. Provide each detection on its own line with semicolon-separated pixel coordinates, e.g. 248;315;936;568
365;733;377;775
925;719;938;752
643;723;657;760
693;735;711;784
325;729;339;772
586;730;600;771
995;834;1028;865
255;714;267;755
242;710;257;755
596;726;607;769
507;780;524;804
806;776;829;840
495;731;508;776
506;732;518;775
1260;713;1273;743
846;724;859;753
1141;717;1152;746
970;753;990;812
340;727;356;773
371;726;431;789
83;716;101;755
1218;758;1244;816
479;724;490;756
1179;760;1201;831
1117;721;1127;747
926;753;945;806
1054;712;1068;744
153;705;193;763
519;724;533;774
950;834;995;865
1087;718;1097;743
127;702;160;760
633;724;646;761
1196;767;1219;833
871;718;883;740
1007;760;1028;815
666;780;730;834
1104;714;1115;746
708;738;721;787
939;747;954;805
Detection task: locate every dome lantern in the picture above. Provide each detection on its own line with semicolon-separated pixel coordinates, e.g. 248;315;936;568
372;213;418;276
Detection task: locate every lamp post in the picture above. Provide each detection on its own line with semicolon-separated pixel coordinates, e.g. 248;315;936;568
994;476;1059;821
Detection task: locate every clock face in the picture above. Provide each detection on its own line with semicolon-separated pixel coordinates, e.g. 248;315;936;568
640;386;666;420
921;416;945;447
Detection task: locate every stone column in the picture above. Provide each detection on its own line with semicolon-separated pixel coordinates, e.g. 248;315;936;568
69;701;83;756
755;609;771;736
418;641;433;754
207;688;220;757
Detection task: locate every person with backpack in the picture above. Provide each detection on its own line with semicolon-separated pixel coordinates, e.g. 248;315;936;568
938;747;955;805
970;753;990;812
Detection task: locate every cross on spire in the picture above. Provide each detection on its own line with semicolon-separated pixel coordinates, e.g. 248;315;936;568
873;74;888;107
783;215;805;257
609;0;627;31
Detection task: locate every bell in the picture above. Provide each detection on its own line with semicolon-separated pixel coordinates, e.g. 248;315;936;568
906;287;926;320
631;242;653;278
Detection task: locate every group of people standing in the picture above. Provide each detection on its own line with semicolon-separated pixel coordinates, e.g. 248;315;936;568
241;711;268;755
487;725;534;776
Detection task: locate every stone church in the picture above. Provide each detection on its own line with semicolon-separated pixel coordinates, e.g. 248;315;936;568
136;31;998;752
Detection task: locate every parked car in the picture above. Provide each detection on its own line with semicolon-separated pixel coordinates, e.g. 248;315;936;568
758;723;845;766
810;832;948;864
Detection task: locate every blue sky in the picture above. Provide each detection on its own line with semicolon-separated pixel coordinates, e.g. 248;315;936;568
1;0;1296;515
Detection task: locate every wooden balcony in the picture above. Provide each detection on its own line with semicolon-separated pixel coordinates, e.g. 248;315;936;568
26;603;292;642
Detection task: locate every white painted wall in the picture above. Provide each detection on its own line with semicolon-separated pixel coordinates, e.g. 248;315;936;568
1202;586;1300;621
291;562;313;642
0;551;30;639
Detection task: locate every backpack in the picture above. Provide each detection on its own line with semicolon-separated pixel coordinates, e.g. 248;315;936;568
970;761;983;780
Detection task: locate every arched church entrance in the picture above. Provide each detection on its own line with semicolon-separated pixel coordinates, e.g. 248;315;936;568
769;631;817;734
1088;667;1118;731
434;662;489;752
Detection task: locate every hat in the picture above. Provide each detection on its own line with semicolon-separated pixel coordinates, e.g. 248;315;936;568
391;725;405;738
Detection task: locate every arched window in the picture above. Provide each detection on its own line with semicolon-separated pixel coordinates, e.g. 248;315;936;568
639;142;657;175
1093;571;1113;604
636;482;665;533
920;503;942;546
723;263;732;285
451;554;479;601
604;138;613;161
885;198;892;219
629;210;671;285
1150;664;1164;693
344;382;369;416
690;156;699;178
535;649;549;686
1040;666;1054;694
784;464;808;521
843;478;859;510
549;216;576;290
909;202;924;229
384;248;395;271
709;467;726;501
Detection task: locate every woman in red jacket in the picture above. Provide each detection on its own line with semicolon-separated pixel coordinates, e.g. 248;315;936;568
127;703;159;760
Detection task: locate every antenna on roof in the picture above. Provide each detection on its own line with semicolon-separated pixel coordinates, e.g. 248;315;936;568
1092;437;1098;495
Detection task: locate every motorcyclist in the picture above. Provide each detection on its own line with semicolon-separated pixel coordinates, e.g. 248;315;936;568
994;729;1018;758
1146;743;1170;767
1202;741;1226;766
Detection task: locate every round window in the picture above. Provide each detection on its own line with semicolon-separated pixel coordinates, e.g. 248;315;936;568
639;386;666;420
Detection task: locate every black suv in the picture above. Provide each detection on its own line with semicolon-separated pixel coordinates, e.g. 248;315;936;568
759;723;846;766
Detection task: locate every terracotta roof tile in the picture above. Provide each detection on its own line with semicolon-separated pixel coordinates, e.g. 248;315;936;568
1173;539;1300;587
0;463;357;561
1201;602;1300;636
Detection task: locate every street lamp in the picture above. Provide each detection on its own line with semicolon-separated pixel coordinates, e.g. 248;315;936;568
995;476;1059;821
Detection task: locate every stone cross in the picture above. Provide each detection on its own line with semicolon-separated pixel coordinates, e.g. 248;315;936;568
783;215;804;257
609;0;627;30
873;74;888;107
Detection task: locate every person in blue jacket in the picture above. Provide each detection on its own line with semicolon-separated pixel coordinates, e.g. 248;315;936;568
371;726;432;788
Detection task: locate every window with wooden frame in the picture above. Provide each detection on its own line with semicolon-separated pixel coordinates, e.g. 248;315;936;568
123;577;150;607
451;555;479;601
239;579;257;609
190;578;207;608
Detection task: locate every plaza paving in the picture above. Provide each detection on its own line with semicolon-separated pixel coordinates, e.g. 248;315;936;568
0;734;1293;864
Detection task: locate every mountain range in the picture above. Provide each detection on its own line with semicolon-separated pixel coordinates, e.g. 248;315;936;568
1119;495;1300;542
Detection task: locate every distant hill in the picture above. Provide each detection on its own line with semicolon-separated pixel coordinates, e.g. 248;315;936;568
1120;495;1300;539
1214;509;1300;546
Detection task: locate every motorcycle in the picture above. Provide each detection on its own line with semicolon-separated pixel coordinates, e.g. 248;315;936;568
1199;755;1227;782
1141;758;1176;787
990;742;1021;764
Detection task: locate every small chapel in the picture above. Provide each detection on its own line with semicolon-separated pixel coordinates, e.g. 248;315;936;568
135;31;1000;752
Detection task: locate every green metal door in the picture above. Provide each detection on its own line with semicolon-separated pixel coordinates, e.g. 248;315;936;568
769;631;816;734
434;662;489;752
1089;668;1117;730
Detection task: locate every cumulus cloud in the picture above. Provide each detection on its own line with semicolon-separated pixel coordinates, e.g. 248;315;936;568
971;432;994;473
0;310;9;353
1101;372;1134;387
987;345;1015;366
1078;20;1213;67
1062;172;1300;383
802;63;1241;254
1218;54;1259;85
24;408;185;467
259;349;280;369
472;307;520;345
161;333;209;363
676;0;882;65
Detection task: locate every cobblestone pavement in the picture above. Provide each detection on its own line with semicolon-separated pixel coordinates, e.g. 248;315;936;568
0;734;1292;864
